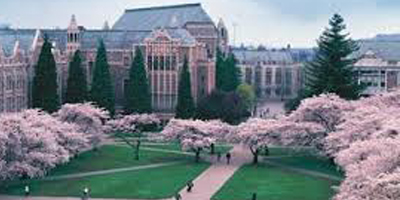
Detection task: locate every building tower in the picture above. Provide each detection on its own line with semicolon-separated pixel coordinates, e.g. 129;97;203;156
67;15;80;56
217;18;229;54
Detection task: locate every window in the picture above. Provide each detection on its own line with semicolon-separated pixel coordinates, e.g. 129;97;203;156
123;56;129;66
0;98;3;112
147;56;153;69
160;56;165;70
153;56;159;70
245;68;252;84
6;75;13;90
285;68;292;86
6;97;13;111
265;68;272;85
275;68;282;85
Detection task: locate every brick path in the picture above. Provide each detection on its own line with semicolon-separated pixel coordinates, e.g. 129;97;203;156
178;144;252;200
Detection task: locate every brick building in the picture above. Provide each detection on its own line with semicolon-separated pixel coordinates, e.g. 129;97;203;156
0;3;228;113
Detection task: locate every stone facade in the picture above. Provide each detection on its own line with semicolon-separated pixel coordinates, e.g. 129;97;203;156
233;47;313;100
354;50;400;95
0;42;29;112
0;3;225;113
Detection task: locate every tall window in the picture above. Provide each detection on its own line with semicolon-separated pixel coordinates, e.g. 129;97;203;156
6;75;13;90
265;68;272;85
245;68;252;84
147;56;153;70
275;68;282;85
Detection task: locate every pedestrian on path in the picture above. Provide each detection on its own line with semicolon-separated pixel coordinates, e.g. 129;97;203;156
174;192;182;200
82;187;90;200
252;192;257;200
226;152;231;164
186;180;194;192
217;151;221;162
24;185;30;197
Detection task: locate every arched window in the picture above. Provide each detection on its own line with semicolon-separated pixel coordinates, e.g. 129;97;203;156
221;28;225;38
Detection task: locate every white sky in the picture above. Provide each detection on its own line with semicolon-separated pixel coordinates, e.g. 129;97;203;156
1;0;400;47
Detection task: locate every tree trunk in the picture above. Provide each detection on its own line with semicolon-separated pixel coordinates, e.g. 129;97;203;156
195;150;201;163
210;143;215;155
135;140;141;160
264;146;269;156
252;149;259;164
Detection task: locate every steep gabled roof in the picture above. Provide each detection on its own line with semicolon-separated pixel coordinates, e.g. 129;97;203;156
0;29;36;56
113;3;214;31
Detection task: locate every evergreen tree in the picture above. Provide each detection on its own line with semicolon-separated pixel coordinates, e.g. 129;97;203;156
90;40;115;115
215;48;226;90
65;50;87;104
32;35;60;113
304;14;363;100
224;52;241;92
175;56;195;119
125;47;151;114
218;52;241;92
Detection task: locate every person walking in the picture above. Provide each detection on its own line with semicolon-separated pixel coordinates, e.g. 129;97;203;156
252;192;257;200
174;192;182;200
226;152;231;164
186;180;194;192
24;185;30;197
82;187;90;200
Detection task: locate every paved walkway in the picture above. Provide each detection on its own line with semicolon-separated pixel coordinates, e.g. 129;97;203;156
178;145;252;200
42;162;182;181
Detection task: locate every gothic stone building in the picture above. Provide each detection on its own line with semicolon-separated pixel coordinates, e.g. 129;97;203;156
234;47;314;100
0;3;229;113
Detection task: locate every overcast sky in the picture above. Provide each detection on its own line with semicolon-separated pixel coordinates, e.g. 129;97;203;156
1;0;400;47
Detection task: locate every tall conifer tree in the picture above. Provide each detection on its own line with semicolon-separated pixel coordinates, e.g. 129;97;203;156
215;48;226;90
287;14;364;111
124;47;151;114
216;49;241;92
32;35;60;113
175;56;195;119
90;40;115;115
305;14;363;99
223;52;241;92
65;50;87;103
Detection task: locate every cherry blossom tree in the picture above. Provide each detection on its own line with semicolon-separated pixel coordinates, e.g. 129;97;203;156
55;103;109;149
334;138;400;200
107;114;161;160
288;93;353;132
235;118;324;164
0;109;87;181
161;119;232;162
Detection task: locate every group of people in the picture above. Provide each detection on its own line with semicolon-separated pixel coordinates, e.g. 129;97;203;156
259;108;270;118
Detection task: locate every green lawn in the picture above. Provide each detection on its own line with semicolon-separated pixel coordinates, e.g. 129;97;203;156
1;162;210;199
266;155;343;177
48;145;193;176
212;164;339;200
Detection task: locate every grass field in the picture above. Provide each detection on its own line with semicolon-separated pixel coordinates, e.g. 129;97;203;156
212;164;339;200
1;162;210;199
47;145;193;176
